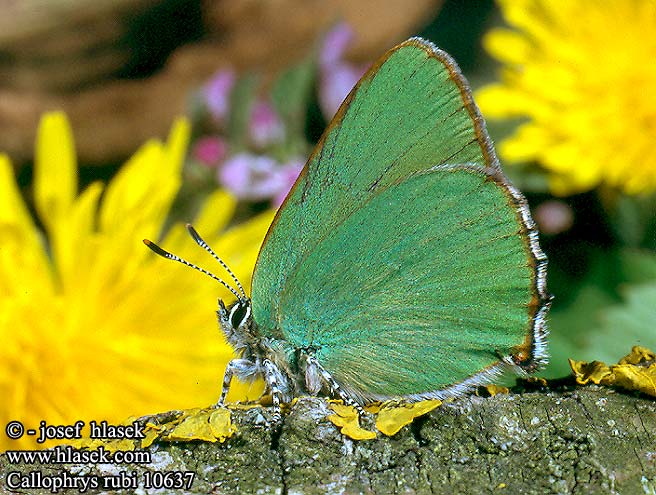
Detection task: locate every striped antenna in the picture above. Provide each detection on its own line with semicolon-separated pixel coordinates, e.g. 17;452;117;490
142;238;244;303
185;224;248;300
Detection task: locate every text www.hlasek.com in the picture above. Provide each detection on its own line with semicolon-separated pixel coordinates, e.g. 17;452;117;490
6;445;150;465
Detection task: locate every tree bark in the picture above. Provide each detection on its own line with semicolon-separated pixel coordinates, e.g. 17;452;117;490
2;385;655;494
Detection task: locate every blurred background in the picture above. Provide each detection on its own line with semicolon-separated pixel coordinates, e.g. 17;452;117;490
1;0;654;449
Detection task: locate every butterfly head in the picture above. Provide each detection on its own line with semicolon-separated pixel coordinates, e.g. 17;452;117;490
217;298;256;350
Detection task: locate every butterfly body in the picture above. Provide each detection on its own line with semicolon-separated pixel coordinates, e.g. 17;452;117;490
145;37;551;421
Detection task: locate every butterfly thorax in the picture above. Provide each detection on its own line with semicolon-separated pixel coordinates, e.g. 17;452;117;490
218;298;311;401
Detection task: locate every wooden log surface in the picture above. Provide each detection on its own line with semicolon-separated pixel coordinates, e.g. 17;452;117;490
1;385;655;494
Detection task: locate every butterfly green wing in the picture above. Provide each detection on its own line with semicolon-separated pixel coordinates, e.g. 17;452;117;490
280;165;541;399
251;38;549;397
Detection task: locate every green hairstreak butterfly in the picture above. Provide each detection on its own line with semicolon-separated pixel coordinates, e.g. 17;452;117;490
144;37;551;422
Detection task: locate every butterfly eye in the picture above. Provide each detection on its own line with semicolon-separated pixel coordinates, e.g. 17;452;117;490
229;302;250;329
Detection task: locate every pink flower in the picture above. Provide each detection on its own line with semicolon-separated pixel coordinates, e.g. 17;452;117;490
272;158;305;207
192;136;227;167
218;153;281;201
319;64;365;120
249;101;285;148
320;23;355;69
218;153;304;205
205;69;236;122
534;200;574;235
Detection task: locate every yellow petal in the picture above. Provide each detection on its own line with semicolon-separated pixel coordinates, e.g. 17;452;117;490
216;210;276;295
569;347;656;397
104;438;136;453
164;118;191;175
498;124;553;163
98;120;189;242
475;85;519;118
480;0;656;195
0;155;38;238
34;112;77;230
71;183;105;240
159;189;237;260
569;358;612;385
618;346;655;366
613;346;656;397
364;402;383;414
483;29;531;65
52;182;104;291
193;189;238;236
141;425;162;449
0;155;52;293
327;402;376;440
478;385;510;397
163;407;237;443
209;408;237;442
612;363;656;397
165;409;216;442
99;142;174;237
375;400;441;436
2;114;274;451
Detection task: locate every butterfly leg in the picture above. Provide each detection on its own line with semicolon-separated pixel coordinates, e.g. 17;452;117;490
262;359;284;424
215;358;258;407
305;355;366;418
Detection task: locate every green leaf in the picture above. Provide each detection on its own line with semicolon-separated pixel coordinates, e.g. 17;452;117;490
587;281;656;363
545;284;615;377
618;248;656;284
607;191;656;249
545;248;656;377
227;74;259;148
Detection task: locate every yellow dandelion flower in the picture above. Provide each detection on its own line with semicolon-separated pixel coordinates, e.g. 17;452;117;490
0;112;272;451
477;0;656;195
